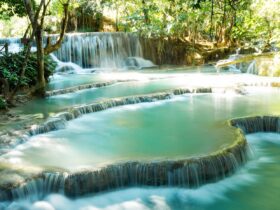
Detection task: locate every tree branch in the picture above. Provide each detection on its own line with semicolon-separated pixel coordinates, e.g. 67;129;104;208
23;0;45;28
44;0;70;55
40;0;52;27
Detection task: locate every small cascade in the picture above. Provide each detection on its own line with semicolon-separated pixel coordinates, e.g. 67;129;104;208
64;145;248;198
0;173;67;201
230;116;280;134
216;52;244;73
246;60;257;74
45;79;137;97
52;32;155;69
29;118;67;136
49;54;84;74
124;57;157;69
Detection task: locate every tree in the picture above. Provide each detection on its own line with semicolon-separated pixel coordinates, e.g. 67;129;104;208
0;0;26;20
23;0;70;96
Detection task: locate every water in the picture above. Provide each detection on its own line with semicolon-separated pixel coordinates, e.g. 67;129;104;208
52;32;155;69
2;90;280;171
247;60;257;74
1;32;280;209
1;32;156;70
0;76;279;209
2;133;280;210
10;72;279;119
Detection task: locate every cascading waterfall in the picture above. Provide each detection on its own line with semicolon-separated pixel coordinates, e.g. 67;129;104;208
1;33;156;70
52;32;155;70
230;116;280;133
0;38;22;54
246;60;257;74
0;87;279;202
0;173;67;201
2;115;279;201
0;128;249;201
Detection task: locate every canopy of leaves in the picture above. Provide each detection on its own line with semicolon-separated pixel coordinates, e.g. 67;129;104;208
0;0;279;47
0;0;26;20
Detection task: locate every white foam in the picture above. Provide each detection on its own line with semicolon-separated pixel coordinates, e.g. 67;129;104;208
2;149;266;210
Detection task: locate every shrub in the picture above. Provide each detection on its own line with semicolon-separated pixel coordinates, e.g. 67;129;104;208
0;97;6;109
0;52;57;93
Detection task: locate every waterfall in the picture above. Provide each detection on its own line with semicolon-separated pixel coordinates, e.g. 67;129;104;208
1;33;156;70
0;38;22;54
0;173;67;201
0;130;249;201
0;37;38;54
246;60;257;74
230;116;280;134
1;112;279;201
64;147;247;198
52;32;155;70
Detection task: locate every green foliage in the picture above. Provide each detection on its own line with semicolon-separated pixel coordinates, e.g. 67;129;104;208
96;0;279;47
0;97;6;109
0;53;57;90
0;0;26;20
0;0;279;48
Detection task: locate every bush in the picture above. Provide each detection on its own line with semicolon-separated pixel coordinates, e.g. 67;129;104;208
0;52;57;93
0;97;7;110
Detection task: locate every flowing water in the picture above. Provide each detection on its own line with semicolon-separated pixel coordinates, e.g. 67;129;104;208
1;110;280;210
3;131;280;210
1;32;280;210
51;32;155;70
2;91;280;172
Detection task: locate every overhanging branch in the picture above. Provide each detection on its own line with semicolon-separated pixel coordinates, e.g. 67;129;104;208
44;1;70;55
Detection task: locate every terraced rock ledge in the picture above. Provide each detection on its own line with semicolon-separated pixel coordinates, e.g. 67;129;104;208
0;87;212;155
45;79;137;97
0;114;279;201
0;126;248;201
0;88;279;201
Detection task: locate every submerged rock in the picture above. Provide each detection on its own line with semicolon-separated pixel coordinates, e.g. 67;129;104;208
124;57;157;70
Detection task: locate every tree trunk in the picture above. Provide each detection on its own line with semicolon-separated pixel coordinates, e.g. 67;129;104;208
44;3;70;55
0;78;9;99
35;27;46;96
